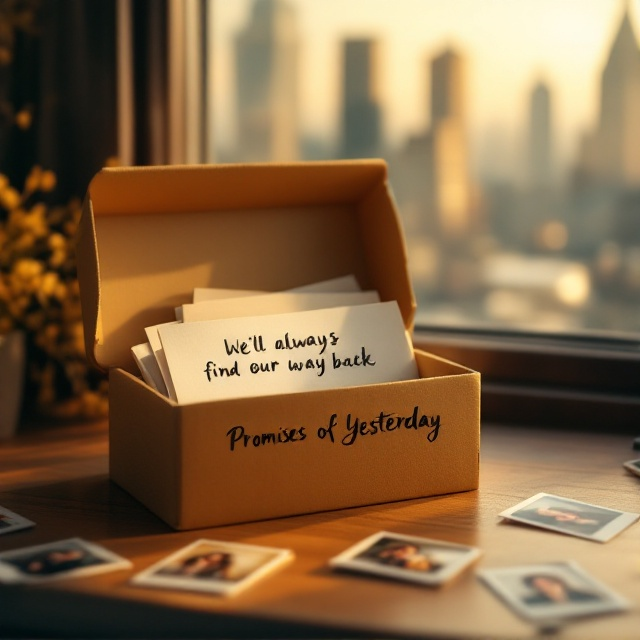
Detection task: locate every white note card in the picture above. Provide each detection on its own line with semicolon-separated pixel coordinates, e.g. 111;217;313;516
157;301;417;405
182;291;379;323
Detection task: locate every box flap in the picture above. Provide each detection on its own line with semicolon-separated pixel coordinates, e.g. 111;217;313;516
77;160;416;373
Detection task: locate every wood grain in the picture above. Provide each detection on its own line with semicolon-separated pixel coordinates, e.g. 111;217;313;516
0;419;638;639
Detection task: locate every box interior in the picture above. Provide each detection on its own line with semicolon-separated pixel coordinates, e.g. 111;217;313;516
79;162;416;374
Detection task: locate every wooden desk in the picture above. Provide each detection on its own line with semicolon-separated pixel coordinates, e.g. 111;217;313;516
1;419;638;639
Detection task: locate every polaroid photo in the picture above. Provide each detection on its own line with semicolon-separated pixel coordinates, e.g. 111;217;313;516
0;505;35;536
478;561;629;625
623;459;640;478
0;537;132;584
499;493;639;542
131;539;293;597
329;531;482;586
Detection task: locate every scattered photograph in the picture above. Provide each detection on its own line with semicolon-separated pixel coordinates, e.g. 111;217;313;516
623;459;640;478
131;539;294;596
478;562;629;624
0;506;35;536
0;538;132;584
499;493;639;542
329;531;482;586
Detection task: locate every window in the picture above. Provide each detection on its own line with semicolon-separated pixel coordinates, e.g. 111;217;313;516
196;0;640;428
203;1;640;335
115;1;640;428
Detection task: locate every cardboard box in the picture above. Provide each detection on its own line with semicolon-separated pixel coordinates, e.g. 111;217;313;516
77;160;480;530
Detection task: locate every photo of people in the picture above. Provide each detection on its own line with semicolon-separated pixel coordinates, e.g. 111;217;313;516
478;562;629;623
158;550;233;580
499;493;639;542
0;538;132;584
131;539;293;596
521;573;599;606
329;531;481;586
623;459;640;478
0;506;35;536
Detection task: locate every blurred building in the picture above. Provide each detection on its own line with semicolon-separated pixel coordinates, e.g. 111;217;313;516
528;80;553;188
578;3;640;188
234;0;300;162
426;48;473;240
340;38;383;158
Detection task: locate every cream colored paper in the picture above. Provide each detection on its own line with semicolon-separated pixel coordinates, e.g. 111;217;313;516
145;321;180;401
287;274;361;293
158;301;418;405
182;291;379;323
192;288;266;304
131;342;168;396
192;275;361;304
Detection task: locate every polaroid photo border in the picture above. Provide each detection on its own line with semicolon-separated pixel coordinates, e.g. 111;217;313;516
499;492;639;543
478;561;629;624
0;537;132;584
131;538;294;597
623;459;640;478
329;530;482;586
0;505;35;536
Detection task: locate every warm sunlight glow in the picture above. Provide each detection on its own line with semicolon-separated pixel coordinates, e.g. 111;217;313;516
555;268;591;307
213;0;638;177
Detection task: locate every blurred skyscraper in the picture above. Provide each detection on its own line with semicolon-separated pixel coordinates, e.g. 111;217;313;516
528;80;553;188
234;0;300;162
340;38;383;158
427;48;472;239
578;3;640;188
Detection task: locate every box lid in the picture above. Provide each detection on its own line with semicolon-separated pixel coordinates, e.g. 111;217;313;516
77;160;416;373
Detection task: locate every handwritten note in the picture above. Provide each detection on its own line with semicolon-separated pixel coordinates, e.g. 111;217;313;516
157;301;417;404
182;291;379;323
192;274;361;304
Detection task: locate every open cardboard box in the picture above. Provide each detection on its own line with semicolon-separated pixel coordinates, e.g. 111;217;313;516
77;160;480;530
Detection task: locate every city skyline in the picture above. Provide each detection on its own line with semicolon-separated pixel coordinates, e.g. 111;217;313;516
212;0;640;182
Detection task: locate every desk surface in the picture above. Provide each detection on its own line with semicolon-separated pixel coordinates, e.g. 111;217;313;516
0;419;638;639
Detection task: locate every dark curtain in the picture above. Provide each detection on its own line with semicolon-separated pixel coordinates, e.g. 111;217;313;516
1;0;118;202
0;1;40;191
132;0;168;166
37;0;117;201
0;0;172;201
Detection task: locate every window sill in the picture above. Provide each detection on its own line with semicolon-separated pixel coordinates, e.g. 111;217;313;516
414;327;640;432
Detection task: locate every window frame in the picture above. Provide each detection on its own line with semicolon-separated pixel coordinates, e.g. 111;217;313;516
119;2;640;434
414;326;640;432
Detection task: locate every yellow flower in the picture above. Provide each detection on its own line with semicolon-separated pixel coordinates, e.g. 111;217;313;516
0;165;107;418
13;257;42;280
23;204;48;238
40;170;57;192
48;249;66;269
15;109;32;130
12;230;37;254
38;271;60;298
48;232;66;250
0;186;21;210
24;165;43;193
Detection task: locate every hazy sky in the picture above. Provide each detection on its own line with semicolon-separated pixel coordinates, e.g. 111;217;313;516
212;0;637;180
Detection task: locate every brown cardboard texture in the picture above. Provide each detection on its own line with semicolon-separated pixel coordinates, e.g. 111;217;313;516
77;161;480;530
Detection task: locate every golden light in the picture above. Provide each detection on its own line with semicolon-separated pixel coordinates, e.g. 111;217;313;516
554;267;590;307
